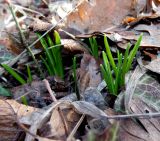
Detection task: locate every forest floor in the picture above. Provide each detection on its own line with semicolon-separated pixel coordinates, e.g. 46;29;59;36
0;0;160;141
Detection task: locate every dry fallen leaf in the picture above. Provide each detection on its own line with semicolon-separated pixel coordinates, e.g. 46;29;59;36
0;99;37;141
66;0;132;33
77;53;102;94
38;107;80;140
22;100;110;141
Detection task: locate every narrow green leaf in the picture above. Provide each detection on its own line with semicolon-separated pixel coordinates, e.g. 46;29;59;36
46;35;56;62
104;34;117;75
102;51;116;94
121;43;130;86
27;65;32;83
126;34;142;72
1;64;28;104
102;51;111;71
21;96;28;105
46;34;63;77
115;52;122;95
100;64;116;95
53;31;64;79
89;38;94;54
54;30;61;45
93;37;98;59
40;55;52;75
2;64;26;84
73;56;80;100
89;37;98;59
37;33;56;74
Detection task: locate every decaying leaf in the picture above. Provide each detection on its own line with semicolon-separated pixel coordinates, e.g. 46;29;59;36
134;24;159;36
118;118;150;141
115;66;160;141
11;78;66;107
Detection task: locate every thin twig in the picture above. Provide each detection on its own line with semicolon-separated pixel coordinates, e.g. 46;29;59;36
6;0;44;78
0;50;26;75
14;4;45;17
15;90;39;101
41;0;48;6
57;107;69;137
67;114;85;141
106;112;160;120
43;79;69;136
43;79;57;102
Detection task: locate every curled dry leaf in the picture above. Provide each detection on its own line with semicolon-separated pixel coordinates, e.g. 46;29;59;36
143;50;157;60
77;53;102;94
29;18;53;32
62;39;88;53
72;101;107;118
134;23;160;48
0;99;37;118
145;58;160;74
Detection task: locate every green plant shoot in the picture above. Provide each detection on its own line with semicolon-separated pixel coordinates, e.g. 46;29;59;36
37;30;64;79
1;64;28;105
2;64;26;84
27;65;32;83
101;34;142;95
73;56;80;100
89;37;99;59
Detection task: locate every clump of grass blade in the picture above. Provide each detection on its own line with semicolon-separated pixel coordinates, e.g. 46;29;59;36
100;34;142;96
89;37;99;59
37;31;64;79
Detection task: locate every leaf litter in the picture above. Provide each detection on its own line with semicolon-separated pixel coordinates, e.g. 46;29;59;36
0;0;160;141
